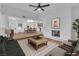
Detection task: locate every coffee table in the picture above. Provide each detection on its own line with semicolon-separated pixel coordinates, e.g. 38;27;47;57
28;38;47;50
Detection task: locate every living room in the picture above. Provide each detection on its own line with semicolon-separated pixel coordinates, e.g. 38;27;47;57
0;3;79;56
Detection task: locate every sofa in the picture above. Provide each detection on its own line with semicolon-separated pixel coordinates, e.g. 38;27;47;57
0;36;25;56
64;40;78;56
0;36;7;55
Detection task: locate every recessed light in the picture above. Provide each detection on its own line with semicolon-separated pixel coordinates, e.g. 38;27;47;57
22;16;26;18
27;19;34;22
8;16;16;20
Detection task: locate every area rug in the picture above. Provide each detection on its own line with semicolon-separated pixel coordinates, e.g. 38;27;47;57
17;39;59;56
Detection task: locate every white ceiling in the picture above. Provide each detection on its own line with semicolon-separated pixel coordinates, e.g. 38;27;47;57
1;3;79;19
2;3;52;14
2;3;79;12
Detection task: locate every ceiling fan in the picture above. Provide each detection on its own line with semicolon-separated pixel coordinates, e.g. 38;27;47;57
29;3;50;11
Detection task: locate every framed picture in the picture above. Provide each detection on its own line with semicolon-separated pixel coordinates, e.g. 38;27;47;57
52;17;60;29
18;23;22;28
52;30;60;37
37;23;43;27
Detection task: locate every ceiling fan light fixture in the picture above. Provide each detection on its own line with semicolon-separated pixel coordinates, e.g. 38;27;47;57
37;8;41;11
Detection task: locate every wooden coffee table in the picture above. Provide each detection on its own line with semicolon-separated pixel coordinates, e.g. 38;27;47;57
28;38;47;50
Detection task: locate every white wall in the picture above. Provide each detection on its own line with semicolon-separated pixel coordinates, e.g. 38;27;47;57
0;4;1;13
0;4;9;36
0;4;2;27
9;17;26;33
0;14;9;36
39;6;72;41
9;17;39;33
1;4;41;34
71;6;79;40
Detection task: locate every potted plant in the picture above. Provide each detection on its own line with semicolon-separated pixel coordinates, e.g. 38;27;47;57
72;19;79;46
73;19;79;39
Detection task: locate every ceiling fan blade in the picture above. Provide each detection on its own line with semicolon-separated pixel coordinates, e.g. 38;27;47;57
41;4;50;7
40;8;44;11
34;8;38;11
29;5;37;7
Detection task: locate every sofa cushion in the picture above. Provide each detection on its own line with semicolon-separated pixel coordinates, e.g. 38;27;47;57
0;36;3;43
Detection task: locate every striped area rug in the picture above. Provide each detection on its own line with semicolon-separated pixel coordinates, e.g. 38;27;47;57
59;43;74;52
17;39;59;56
